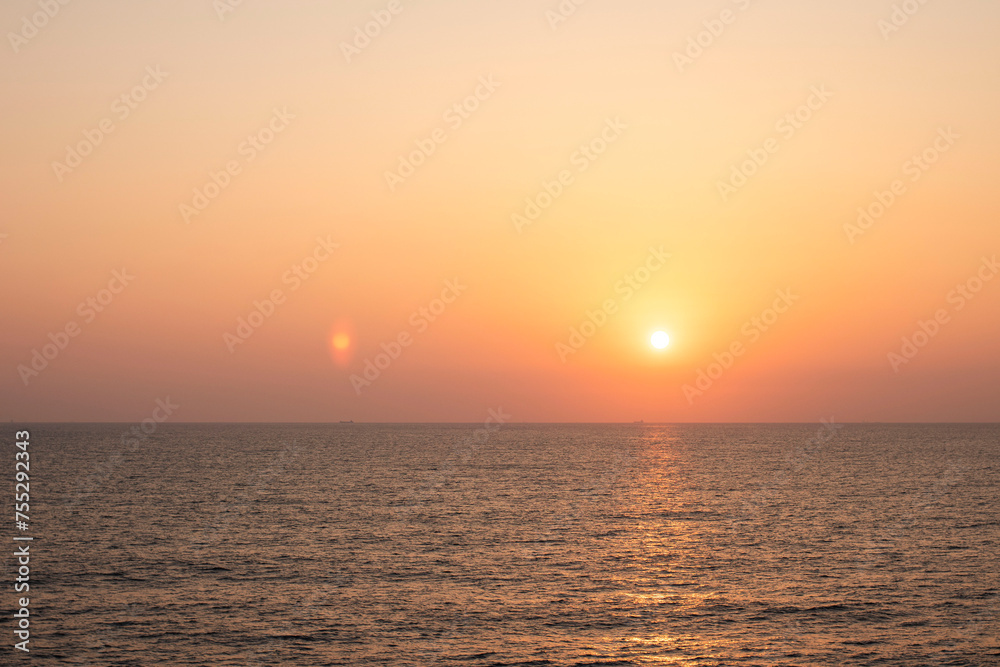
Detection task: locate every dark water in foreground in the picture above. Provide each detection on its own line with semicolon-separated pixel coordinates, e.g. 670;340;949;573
13;423;1000;665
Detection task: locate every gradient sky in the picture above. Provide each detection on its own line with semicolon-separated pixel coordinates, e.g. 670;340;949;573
2;0;999;422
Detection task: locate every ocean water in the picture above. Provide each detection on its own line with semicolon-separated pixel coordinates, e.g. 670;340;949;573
18;423;1000;665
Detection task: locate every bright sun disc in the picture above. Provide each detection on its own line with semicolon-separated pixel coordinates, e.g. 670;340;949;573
651;331;670;349
332;333;351;351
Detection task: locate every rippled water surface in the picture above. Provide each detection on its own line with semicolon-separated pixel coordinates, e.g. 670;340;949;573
21;423;1000;665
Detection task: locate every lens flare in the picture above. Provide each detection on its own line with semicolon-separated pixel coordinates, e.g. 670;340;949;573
332;333;350;351
329;321;355;366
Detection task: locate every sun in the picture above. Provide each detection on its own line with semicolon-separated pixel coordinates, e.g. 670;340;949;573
328;323;355;367
332;333;351;351
651;331;670;349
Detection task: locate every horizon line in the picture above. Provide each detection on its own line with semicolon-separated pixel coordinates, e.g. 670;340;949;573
7;421;1000;426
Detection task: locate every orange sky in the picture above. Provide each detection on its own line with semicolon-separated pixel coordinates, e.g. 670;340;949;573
2;0;999;422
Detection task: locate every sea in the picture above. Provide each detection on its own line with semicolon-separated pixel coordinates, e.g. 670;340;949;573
16;423;1000;665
